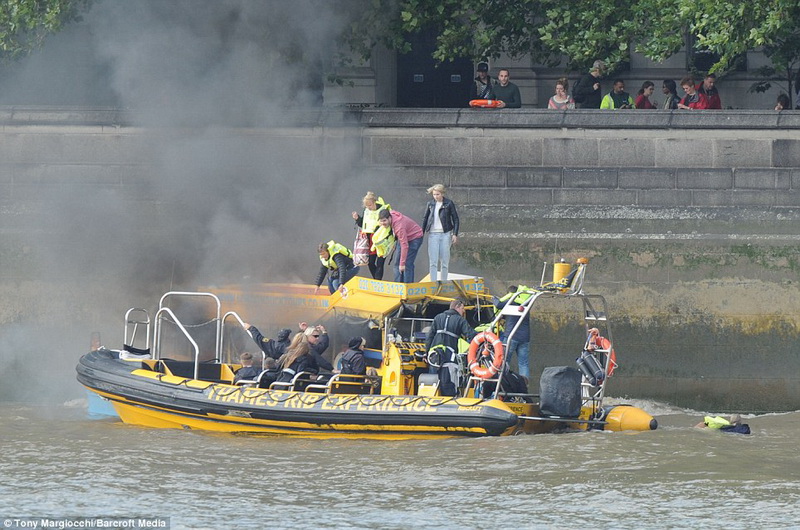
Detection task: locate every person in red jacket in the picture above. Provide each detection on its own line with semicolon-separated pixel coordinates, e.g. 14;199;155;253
696;73;722;109
678;77;709;110
378;208;424;283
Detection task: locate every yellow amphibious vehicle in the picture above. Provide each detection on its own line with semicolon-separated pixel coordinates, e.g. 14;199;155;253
76;259;656;439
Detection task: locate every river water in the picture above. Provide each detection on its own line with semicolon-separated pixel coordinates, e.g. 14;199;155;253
1;398;799;530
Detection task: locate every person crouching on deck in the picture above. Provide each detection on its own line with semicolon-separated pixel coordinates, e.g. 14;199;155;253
314;240;360;295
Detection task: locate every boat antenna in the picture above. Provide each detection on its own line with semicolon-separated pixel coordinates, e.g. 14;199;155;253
539;261;547;287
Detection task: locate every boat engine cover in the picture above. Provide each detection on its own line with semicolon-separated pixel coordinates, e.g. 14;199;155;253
539;366;582;418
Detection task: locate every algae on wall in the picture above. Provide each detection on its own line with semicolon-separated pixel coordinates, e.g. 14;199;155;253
453;234;800;412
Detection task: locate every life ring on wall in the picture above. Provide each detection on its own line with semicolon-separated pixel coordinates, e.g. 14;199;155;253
469;99;503;108
467;331;504;379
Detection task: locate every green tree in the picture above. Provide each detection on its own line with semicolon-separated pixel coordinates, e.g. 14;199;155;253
748;36;800;108
340;0;800;79
0;0;92;60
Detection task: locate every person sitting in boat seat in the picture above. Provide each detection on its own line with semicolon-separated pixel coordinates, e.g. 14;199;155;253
243;323;292;363
257;357;281;388
695;414;751;434
233;352;261;384
425;298;477;396
301;323;334;377
340;337;367;379
314;240;360;295
275;333;315;386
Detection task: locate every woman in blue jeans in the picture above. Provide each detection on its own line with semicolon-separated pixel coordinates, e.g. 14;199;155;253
422;184;460;282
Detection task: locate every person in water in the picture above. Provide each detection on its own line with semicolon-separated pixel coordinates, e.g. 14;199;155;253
695;414;751;434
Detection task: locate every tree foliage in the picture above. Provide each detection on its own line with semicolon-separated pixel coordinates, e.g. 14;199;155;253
340;0;800;77
0;0;92;60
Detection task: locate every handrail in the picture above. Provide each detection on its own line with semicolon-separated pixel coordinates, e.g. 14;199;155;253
124;307;150;350
222;310;252;365
158;291;222;360
477;284;613;410
153;307;201;380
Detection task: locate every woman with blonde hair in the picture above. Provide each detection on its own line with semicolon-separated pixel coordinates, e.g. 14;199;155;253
275;333;312;383
421;184;460;282
351;191;390;279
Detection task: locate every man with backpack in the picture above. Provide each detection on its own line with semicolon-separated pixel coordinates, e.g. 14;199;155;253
572;60;606;109
425;299;477;396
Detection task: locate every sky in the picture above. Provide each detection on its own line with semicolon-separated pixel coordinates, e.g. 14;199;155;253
0;0;418;403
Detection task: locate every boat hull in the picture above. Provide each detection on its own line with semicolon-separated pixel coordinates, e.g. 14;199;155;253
77;350;521;439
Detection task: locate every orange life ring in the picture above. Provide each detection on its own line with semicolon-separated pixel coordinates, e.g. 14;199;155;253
467;331;505;379
469;99;503;108
596;336;617;376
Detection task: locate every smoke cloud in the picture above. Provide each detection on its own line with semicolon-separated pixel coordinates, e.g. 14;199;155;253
0;0;413;403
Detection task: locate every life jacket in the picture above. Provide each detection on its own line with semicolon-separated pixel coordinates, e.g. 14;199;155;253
370;225;396;257
704;416;731;429
319;240;352;270
499;285;533;305
361;199;390;234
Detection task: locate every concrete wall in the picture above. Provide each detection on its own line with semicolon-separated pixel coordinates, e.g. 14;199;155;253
3;107;800;411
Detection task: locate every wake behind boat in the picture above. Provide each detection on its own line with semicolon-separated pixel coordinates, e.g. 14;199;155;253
76;259;656;439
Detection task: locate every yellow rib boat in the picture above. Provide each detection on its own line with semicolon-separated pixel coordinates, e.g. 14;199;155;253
77;261;656;439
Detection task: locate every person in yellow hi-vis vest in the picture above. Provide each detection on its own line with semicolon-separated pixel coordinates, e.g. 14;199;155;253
493;285;532;380
352;191;391;280
314;241;360;295
370;223;395;262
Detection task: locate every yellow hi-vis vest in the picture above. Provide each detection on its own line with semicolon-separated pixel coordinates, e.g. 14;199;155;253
458;322;501;353
320;241;352;270
704;416;731;429
370;225;396;257
361;199;390;234
499;285;533;305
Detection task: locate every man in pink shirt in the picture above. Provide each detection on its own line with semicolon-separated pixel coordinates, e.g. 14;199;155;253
378;208;424;283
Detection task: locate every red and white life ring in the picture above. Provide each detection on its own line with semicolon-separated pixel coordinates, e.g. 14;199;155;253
467;331;505;379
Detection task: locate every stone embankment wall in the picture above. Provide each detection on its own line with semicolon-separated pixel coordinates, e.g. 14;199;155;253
2;106;800;411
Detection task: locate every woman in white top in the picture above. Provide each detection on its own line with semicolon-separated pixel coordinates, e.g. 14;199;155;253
547;77;575;110
421;184;460;282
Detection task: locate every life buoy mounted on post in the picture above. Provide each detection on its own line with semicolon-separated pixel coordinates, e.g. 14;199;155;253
467;331;504;379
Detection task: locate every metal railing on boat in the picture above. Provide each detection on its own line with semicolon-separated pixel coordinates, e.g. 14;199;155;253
124;308;151;351
153;307;201;379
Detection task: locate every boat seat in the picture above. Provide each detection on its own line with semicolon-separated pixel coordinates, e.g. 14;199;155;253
235;369;277;388
269;371;316;392
156;360;228;383
305;373;376;395
417;373;440;397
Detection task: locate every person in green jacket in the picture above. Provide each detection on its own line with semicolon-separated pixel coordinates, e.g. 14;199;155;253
600;79;635;109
